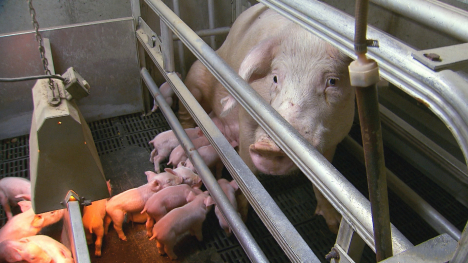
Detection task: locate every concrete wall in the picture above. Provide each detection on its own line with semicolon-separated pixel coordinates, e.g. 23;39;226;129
0;0;132;34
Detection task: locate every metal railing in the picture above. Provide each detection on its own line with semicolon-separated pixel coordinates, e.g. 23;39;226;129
132;0;468;262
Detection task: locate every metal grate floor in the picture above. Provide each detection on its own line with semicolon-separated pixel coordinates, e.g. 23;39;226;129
1;111;467;263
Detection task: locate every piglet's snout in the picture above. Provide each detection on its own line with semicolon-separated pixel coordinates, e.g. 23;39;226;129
249;139;294;175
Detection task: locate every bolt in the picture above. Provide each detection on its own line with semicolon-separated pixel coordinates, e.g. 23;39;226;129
424;53;441;62
325;247;340;261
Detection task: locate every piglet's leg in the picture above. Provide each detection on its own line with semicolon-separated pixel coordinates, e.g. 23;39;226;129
108;210;127;241
156;240;165;255
145;215;155;238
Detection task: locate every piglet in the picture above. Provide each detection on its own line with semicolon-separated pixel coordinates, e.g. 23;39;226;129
18;235;73;263
167;135;210;167
185;141;238;179
149;128;200;173
150;72;182;113
82;180;112;256
0;201;64;243
142;184;202;238
168;164;202;188
151;191;214;260
0;239;51;263
0;177;31;220
105;170;181;241
214;179;242;236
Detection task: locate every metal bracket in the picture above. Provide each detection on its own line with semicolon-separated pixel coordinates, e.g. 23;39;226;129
138;17;160;50
412;43;468;71
379;234;457;263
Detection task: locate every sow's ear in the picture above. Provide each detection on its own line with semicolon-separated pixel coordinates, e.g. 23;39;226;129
220;37;280;117
238;37;280;83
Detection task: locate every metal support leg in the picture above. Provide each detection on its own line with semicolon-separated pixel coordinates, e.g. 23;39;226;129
207;0;216;49
172;0;186;77
61;192;91;263
331;219;366;263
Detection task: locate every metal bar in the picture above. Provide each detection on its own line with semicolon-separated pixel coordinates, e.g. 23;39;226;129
356;84;393;261
332;219;366;263
451;222;468;263
63;200;91;263
172;27;231;41
130;0;141;30
160;19;175;72
144;0;413;255
172;0;186;77
370;0;468;43
141;67;271;263
207;0;216;49
258;0;468;172
342;135;462;241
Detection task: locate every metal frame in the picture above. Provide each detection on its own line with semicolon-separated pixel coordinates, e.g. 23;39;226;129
131;0;468;262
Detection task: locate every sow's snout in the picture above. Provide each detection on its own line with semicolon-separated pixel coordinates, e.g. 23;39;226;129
249;138;295;175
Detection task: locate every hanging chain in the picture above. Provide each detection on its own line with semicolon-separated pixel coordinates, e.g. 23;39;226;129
28;0;55;92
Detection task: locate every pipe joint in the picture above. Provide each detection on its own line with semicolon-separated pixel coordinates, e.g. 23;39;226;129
349;58;380;87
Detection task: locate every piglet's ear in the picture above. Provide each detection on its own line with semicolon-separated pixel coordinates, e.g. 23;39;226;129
32;214;44;228
8;248;23;262
164;168;177;176
230;180;239;191
205;196;216;207
150;180;162;192
145;171;157;182
18;201;32;212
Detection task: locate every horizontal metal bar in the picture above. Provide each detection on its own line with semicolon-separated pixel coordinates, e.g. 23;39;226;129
341;136;462;241
145;0;413;255
258;0;468;192
370;0;468;43
140;67;270;263
172;27;231;41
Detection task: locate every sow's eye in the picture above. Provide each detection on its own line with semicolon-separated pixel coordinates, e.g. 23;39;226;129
326;77;338;87
273;75;278;83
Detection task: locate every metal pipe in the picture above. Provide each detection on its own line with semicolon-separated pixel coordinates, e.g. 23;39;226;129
172;27;231;41
355;84;393;261
258;0;468;196
144;0;413;255
172;0;186;77
353;0;393;260
160;20;175;72
141;68;271;263
370;0;468;43
207;0;216;49
342;136;462;241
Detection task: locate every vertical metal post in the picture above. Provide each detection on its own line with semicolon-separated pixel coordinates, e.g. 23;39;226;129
236;0;243;18
160;20;175;72
172;0;186;77
351;0;393;261
207;0;216;49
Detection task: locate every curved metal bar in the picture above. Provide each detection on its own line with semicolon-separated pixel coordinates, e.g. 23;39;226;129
370;0;468;43
259;0;468;177
144;0;413;255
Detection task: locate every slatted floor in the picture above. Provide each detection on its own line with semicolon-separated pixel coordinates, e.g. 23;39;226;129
1;111;467;262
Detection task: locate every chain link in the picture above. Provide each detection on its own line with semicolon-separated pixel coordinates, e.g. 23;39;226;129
28;0;55;91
